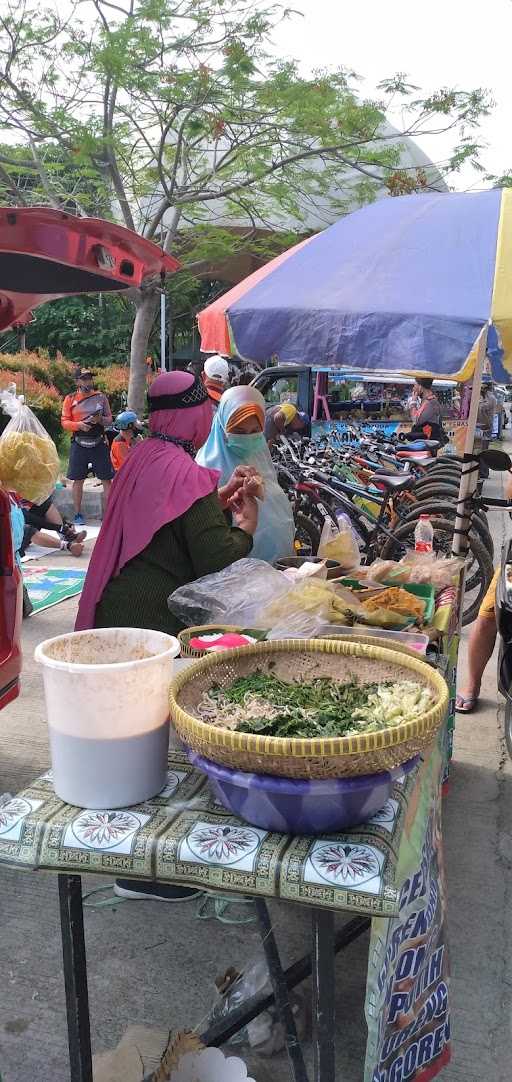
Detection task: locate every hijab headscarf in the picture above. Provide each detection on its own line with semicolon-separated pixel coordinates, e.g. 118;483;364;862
197;386;294;563
75;371;220;631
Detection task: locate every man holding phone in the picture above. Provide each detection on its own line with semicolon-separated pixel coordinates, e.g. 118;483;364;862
61;369;114;525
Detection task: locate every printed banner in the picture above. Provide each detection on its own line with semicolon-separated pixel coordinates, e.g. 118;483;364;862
365;738;450;1082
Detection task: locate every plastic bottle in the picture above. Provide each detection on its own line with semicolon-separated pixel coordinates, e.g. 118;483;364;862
414;515;434;553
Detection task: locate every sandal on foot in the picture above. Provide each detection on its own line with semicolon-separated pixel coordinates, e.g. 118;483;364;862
455;694;478;714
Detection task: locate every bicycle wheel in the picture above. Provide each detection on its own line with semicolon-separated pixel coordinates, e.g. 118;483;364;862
399;502;493;558
294;512;321;556
424;469;462;484
415;472;461;489
380;517;493;626
410;483;461;504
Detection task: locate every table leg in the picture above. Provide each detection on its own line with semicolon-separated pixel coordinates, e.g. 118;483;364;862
311;908;336;1082
58;875;93;1082
254;898;309;1082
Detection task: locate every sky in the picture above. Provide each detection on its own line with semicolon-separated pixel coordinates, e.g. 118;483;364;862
272;0;512;190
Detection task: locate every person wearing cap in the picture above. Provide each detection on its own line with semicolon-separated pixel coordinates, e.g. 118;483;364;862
264;402;309;449
61;369;114;525
110;410;143;472
202;355;230;407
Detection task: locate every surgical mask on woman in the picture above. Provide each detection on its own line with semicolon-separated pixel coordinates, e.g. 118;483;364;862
225;432;266;454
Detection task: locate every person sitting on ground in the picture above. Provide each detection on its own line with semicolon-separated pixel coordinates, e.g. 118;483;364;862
409;378;446;444
202;354;230;407
110;410;143;472
264;402;309;449
197;385;295;563
75;370;258;637
61;368;114;527
19;492;86;545
20;526;84;560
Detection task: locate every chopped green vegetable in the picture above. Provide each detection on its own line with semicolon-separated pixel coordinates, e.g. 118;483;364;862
197;672;432;738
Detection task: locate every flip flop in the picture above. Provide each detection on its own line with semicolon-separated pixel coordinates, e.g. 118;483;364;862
455;694;478;714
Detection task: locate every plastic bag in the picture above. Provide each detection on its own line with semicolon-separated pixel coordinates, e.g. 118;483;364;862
266;607;327;640
367;554;464;590
318;512;360;571
256;578;335;629
0;396;59;504
168;558;291;628
209;959;306;1056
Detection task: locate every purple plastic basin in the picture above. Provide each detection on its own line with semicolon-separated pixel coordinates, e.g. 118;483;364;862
187;751;419;835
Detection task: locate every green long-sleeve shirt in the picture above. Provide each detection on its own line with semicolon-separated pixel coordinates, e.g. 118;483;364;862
94;492;252;635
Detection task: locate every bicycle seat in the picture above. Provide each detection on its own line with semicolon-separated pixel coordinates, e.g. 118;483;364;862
369;473;414;492
371;466;401;476
398;440;440;452
396;452;436;466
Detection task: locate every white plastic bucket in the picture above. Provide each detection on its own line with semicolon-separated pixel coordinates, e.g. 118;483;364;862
35;627;179;809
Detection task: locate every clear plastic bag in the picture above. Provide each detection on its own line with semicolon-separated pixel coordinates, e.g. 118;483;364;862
367;553;465;590
256;578;335;630
209;959;306;1056
0;396;59;504
318;512;360;571
168;559;291;628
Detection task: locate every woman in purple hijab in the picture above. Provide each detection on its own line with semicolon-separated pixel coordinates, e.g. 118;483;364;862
76;370;258;635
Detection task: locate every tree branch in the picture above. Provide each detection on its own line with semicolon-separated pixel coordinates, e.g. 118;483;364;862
0;163;28;205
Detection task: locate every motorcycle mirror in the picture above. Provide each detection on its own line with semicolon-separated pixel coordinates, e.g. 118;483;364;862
480;449;512;472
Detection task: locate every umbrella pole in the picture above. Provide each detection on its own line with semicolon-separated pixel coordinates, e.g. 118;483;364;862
451;324;489;617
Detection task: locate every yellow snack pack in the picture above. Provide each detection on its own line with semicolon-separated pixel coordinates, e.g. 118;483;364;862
0;399;60;504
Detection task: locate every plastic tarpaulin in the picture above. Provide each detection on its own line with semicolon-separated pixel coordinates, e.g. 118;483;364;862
198;189;512;380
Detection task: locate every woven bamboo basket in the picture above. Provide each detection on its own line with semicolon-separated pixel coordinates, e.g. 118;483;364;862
178;625;242;658
178;625;266;658
169;639;448;779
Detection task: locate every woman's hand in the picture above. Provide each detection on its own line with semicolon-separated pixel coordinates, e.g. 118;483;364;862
230;490;259;536
218;466;264;508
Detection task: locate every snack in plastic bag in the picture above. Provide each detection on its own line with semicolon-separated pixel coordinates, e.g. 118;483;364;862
367;554;464;589
257;578;335;628
318;513;360;570
168;559;291;628
0;396;59;505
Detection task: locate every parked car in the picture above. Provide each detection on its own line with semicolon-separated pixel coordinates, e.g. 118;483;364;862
0;206;179;708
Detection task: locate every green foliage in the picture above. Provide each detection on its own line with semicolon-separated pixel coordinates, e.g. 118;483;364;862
23;295;135;367
0;351;129;444
0;0;493;407
0;1;491;237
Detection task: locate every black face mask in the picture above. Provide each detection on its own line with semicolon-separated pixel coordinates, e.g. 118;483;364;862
78;382;93;393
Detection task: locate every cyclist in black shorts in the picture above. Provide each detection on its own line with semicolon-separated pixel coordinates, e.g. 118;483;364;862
61;370;114;526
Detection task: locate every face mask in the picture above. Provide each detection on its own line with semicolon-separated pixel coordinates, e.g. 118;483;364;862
226;432;265;454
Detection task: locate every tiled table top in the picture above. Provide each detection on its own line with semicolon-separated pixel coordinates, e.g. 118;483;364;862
0;748;421;918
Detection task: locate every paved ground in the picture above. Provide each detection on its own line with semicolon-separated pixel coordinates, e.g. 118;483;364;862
1;489;512;1081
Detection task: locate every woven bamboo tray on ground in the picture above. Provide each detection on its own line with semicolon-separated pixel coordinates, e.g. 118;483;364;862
169;639;448;779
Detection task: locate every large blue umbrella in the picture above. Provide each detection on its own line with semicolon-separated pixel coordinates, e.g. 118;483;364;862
199;189;512;381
